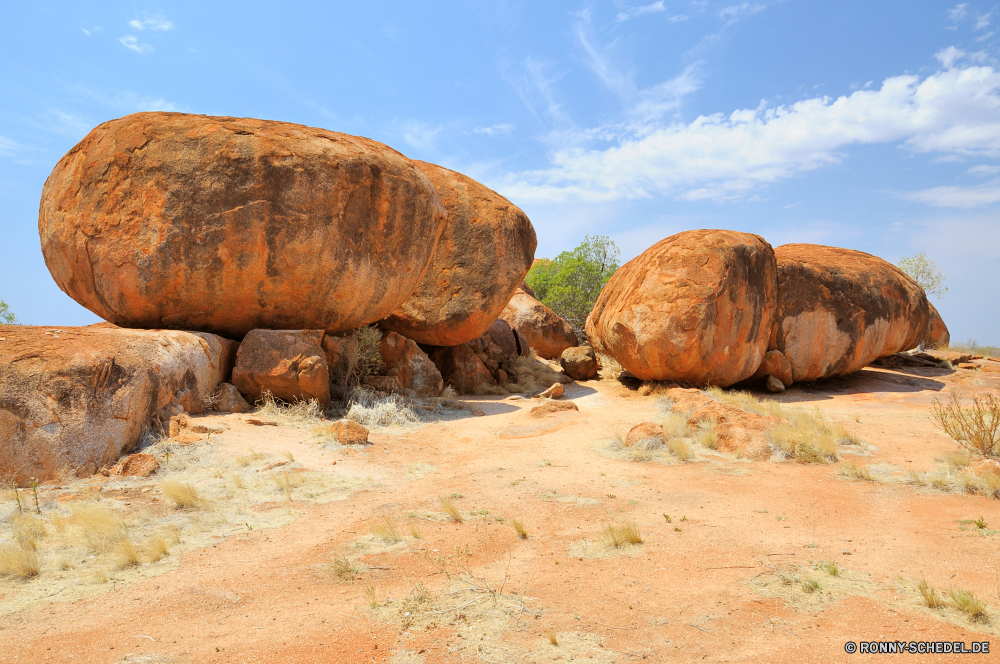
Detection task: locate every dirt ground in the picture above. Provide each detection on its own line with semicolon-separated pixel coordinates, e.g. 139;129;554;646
2;361;1000;663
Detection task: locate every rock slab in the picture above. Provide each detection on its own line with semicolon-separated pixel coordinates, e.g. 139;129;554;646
39;112;446;338
379;331;443;397
382;161;537;346
587;230;776;386
0;324;234;484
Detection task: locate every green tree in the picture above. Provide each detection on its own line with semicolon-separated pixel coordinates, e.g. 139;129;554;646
526;235;620;340
0;300;17;325
898;252;947;299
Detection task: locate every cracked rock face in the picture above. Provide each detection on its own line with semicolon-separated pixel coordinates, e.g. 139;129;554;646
771;244;930;382
587;229;776;387
39;112;446;338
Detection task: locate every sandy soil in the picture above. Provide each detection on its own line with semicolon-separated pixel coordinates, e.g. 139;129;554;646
2;362;1000;663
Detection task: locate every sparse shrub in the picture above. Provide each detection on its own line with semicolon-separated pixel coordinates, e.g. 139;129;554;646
815;561;840;576
898;252;947;299
372;517;402;543
438;496;463;523
160;481;205;509
11;514;46;548
932;390;1000;458
0;544;40;578
345;389;419;428
950;587;990;624
512;518;528;539
352;325;383;384
332;555;359;581
602;521;643;547
801;578;821;593
0;299;18;325
255;391;326;427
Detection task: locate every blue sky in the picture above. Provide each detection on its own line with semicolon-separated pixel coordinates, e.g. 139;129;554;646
2;1;998;344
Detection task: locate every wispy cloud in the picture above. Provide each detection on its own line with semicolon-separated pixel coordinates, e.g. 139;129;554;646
118;35;153;54
936;46;966;68
129;14;173;31
474;123;515;137
0;135;20;156
398;120;444;153
950;3;969;22
975;9;993;30
718;3;766;25
501;64;1000;203
615;1;679;22
969;164;1000;175
901;177;1000;207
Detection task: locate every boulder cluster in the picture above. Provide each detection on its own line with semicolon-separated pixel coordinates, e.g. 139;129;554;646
587;229;944;389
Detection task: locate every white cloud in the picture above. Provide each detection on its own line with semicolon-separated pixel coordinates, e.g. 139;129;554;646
398;120;444;152
976;10;993;30
936;45;965;68
474;123;515;137
81;28;91;36
615;1;665;22
968;164;1000;175
129;15;173;31
976;29;997;41
501;64;1000;203
0;135;19;156
950;3;969;22
901;177;1000;207
718;3;766;24
118;35;153;54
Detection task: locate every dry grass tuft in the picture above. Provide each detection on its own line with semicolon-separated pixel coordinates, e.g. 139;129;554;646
71;504;127;551
160;481;205;509
0;543;40;578
512;518;529;539
364;583;379;608
668;438;693;461
602;521;643;547
115;538;142;568
547;630;559;646
255;390;327;427
438;496;464;523
332;555;359;581
918;578;946;608
838;461;874;481
950;587;990;624
766;410;841;463
11;514;46;548
272;471;297;500
345;389;420;428
372;517;402;543
695;421;718;449
815;561;840;576
408;523;422;539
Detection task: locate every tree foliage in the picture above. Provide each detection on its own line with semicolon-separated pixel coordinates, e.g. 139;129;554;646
0;300;17;325
525;235;621;339
898;252;947;299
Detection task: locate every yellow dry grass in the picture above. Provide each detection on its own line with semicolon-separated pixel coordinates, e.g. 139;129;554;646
160;481;206;509
602;521;643;547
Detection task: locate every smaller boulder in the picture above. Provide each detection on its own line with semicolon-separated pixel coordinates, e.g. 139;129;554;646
625;423;667;449
501;290;578;360
379;331;444;397
926;302;950;349
362;375;414;396
114;454;160;477
530;401;579;417
318;420;370;445
766;375;786;393
212;383;251;413
232;330;331;406
429;343;497;394
539;383;565;399
751;350;793;387
560;346;598;381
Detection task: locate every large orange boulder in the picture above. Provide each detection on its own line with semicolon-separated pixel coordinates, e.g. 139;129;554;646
926;302;950;349
39;113;446;338
501;289;578;359
586;230;776;386
772;244;929;382
0;325;235;484
232;330;331;406
381;161;537;346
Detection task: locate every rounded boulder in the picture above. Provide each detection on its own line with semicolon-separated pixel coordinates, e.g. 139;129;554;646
586;230;776;386
772;244;929;382
39;112;446;338
381;161;537;346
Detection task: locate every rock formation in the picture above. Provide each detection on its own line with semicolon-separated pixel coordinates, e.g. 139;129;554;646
770;244;929;382
560;346;598;381
587;230;776;386
0;324;234;484
39;112;446;338
926;302;950;349
501;289;578;360
429;320;529;394
232;330;330;406
378;331;444;397
381;161;537;346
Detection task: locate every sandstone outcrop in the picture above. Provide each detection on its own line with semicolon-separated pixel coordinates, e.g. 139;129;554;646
667;388;782;461
382;161;537;346
428;320;530;394
0;325;234;484
560;346;598;381
429;344;497;394
926;303;950;349
39;112;446;338
750;349;793;387
771;244;929;382
625;423;667;449
587;230;776;386
232;330;330;406
501;289;578;359
211;383;251;413
379;331;443;397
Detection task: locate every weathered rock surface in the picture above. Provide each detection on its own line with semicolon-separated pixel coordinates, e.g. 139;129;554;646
429;320;532;394
539;383;565;399
232;330;331;406
530;401;579;417
501;290;578;359
0;325;234;484
382;161;537;346
750;349;793;387
587;230;776;386
772;244;929;382
319;420;369;445
39;112;446;338
625;423;667;449
211;383;251;413
379;331;443;397
429;343;496;395
926;303;950;349
113;453;160;478
765;375;786;393
560;346;598;381
666;388;783;461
